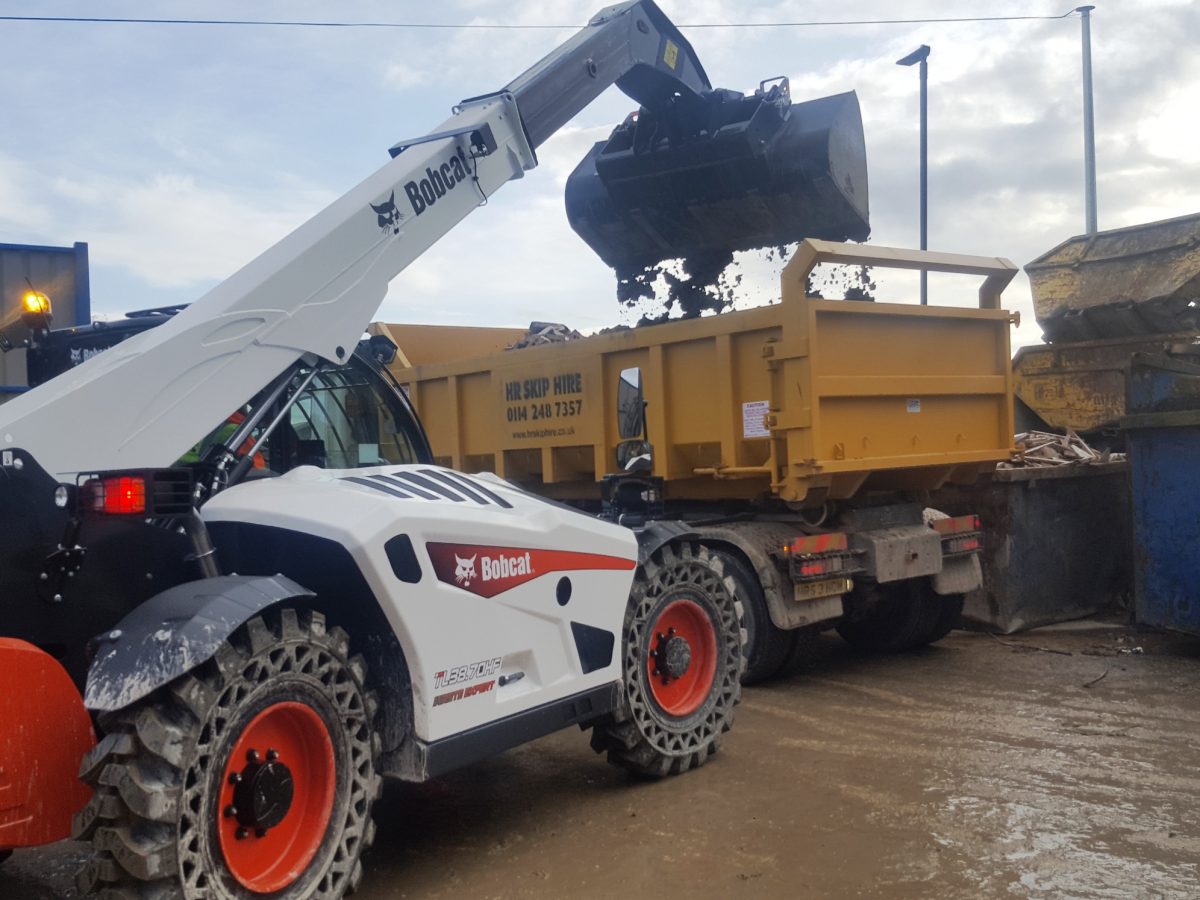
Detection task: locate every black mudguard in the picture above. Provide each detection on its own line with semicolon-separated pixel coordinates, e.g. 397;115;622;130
633;520;696;566
83;574;314;713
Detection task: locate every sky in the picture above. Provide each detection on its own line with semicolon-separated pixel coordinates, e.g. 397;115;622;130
0;0;1197;348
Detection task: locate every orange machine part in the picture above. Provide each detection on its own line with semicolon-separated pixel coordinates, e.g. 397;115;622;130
0;638;96;849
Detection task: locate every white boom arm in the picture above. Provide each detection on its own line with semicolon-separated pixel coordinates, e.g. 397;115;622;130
0;0;710;479
0;94;533;478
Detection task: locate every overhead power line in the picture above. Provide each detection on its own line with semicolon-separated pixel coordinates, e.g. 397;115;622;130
0;10;1082;30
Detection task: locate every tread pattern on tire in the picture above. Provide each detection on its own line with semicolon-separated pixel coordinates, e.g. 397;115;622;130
74;608;381;900
589;542;745;777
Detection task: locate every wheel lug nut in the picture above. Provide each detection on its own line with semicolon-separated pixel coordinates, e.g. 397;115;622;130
235;827;249;840
228;772;242;785
652;667;661;676
668;627;676;636
255;827;267;838
657;632;665;641
246;749;261;764
224;805;237;819
266;748;279;762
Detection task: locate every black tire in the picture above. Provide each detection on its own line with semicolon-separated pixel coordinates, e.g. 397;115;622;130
774;626;822;678
836;579;956;652
0;849;11;866
589;543;744;777
717;551;792;685
74;608;381;900
925;591;965;644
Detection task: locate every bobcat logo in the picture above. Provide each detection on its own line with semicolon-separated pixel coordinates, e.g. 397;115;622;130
454;554;477;587
370;191;404;234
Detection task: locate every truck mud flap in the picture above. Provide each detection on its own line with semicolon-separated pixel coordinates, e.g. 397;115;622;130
933;554;983;595
83;574;314;713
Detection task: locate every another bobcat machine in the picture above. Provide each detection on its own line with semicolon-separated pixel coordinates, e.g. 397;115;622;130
0;1;871;896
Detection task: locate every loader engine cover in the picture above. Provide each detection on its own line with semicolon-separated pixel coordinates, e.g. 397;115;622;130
565;84;869;272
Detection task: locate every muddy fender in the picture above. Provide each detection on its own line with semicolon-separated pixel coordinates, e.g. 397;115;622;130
83;574;314;713
633;520;697;566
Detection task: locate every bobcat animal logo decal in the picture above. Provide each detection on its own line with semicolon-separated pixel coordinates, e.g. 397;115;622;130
370;190;404;234
454;554;478;587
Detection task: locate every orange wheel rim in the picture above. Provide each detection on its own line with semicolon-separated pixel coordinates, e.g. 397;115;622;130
645;598;718;717
217;701;335;893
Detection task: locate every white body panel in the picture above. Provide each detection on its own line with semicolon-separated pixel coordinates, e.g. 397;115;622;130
0;94;535;480
201;464;638;743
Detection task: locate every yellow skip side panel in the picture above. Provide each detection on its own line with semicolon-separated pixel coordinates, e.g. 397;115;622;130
391;241;1018;504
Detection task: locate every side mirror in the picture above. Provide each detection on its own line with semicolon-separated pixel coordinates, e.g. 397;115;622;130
617;367;645;440
616;439;653;473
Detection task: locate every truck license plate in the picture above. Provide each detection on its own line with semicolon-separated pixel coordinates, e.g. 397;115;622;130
793;577;853;602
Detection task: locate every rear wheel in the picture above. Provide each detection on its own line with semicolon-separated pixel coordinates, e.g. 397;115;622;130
589;543;744;777
75;608;380;899
925;591;965;644
836;579;960;652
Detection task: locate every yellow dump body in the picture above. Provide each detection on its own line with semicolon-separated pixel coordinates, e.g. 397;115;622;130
393;241;1017;504
368;322;527;367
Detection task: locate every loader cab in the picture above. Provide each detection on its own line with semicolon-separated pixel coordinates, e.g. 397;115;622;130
24;305;434;477
3;319;432;688
188;351;432;477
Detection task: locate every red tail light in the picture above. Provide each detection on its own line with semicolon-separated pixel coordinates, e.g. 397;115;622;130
786;533;849;555
930;515;982;536
82;476;146;515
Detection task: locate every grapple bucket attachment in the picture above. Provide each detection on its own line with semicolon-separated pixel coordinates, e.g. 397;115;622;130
565;83;869;272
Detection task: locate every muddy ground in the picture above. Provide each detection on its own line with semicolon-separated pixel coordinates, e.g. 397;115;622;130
5;620;1198;899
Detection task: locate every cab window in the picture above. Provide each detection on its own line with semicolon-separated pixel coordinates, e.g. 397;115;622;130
285;366;423;469
182;361;426;473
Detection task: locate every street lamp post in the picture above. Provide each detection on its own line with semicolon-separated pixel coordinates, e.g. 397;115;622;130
1077;5;1098;234
897;44;930;305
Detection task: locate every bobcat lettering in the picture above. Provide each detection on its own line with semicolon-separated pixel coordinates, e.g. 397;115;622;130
404;146;471;216
482;552;533;582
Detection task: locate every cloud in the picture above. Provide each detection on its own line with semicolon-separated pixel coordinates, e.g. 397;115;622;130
0;0;1196;351
47;171;334;290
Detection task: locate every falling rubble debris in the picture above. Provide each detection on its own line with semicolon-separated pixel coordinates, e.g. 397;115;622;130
805;263;877;301
614;244;877;324
616;250;741;324
506;321;584;350
1002;429;1125;469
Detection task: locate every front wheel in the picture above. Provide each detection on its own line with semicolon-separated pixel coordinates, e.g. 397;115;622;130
589;543;744;777
75;608;381;899
718;551;792;685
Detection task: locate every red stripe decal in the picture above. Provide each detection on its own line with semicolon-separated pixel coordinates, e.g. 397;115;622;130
426;542;635;598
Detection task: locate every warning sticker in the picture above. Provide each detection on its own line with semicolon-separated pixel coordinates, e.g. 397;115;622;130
742;400;770;438
907;399;922;413
663;39;679;69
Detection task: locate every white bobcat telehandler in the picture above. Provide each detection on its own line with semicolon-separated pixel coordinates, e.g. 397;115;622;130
0;3;753;897
0;1;869;895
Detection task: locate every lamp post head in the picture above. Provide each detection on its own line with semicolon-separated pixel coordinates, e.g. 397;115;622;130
896;45;931;67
